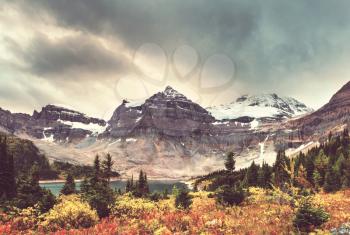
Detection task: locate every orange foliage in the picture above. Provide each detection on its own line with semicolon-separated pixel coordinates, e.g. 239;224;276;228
1;190;350;234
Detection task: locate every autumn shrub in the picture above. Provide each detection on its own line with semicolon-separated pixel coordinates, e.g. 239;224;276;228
41;194;98;231
293;197;330;232
112;195;157;219
11;206;42;231
215;185;245;206
266;186;295;205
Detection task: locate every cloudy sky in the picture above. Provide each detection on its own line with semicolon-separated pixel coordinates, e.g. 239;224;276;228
1;0;350;119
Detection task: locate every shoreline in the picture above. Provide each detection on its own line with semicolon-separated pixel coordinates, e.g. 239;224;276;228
39;177;193;184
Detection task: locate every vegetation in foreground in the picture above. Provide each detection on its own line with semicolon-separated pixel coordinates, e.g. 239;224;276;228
0;130;350;234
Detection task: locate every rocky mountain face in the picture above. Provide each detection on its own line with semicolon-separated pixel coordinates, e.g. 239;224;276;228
106;86;215;138
0;105;107;143
207;94;313;122
1;83;349;178
289;81;350;140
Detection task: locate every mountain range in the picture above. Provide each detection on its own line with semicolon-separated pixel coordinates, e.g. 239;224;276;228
1;82;350;178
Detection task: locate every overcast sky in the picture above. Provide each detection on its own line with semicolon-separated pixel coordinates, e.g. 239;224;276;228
1;0;350;119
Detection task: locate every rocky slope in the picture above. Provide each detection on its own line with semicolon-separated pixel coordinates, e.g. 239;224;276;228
0;105;107;143
105;86;215;138
1;83;349;178
289;81;350;140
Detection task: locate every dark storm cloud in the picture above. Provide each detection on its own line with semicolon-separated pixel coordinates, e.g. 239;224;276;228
6;33;130;78
23;0;259;52
20;0;350;83
2;0;350;113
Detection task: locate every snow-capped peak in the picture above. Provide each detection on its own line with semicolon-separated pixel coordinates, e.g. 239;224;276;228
207;94;313;121
162;86;186;99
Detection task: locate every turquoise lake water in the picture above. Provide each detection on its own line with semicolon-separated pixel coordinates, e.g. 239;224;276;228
40;180;188;196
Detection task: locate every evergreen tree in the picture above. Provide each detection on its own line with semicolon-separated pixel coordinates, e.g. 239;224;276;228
313;170;322;189
14;164;55;213
81;155;115;218
0;137;16;200
258;162;272;188
323;166;341;192
0;137;6;199
225;152;235;172
341;161;350;188
162;188;169;199
125;179;131;192
61;173;76;195
314;150;329;186
6;153;16;198
342;128;349;147
304;156;315;185
216;184;246;206
102;153;114;183
92;155;101;184
246;161;259;186
80;177;90;193
134;170;149;197
175;188;192;209
273;150;290;188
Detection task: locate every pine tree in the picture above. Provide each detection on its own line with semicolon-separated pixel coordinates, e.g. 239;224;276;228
125;179;131;192
314;150;329;186
6;153;16;198
102;153;114;183
92;155;101;185
15;164;56;213
304;156;315;185
273;150;290;188
341;160;350;188
258;161;272;188
135;170;149;197
323;166;341;192
342;128;349;147
225;152;235;172
61;173;76;195
81;155;115;218
0;137;6;199
0;137;16;200
246;161;259;186
162;188;169;199
175;188;192;210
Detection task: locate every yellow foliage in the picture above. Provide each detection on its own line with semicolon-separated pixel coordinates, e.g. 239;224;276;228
41;194;98;231
112;195;158;219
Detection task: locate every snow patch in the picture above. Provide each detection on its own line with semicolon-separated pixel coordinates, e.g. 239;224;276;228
58;120;107;134
250;119;259;129
125;100;145;108
212;121;229;125
42;128;54;142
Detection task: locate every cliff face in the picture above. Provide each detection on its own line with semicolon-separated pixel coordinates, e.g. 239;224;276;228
106;86;215;138
32;105;105;126
0;105;107;143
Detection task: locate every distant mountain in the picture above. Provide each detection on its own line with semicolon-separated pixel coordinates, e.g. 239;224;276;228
207;94;313;121
290;81;350;139
2;82;350;178
0;104;107;143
